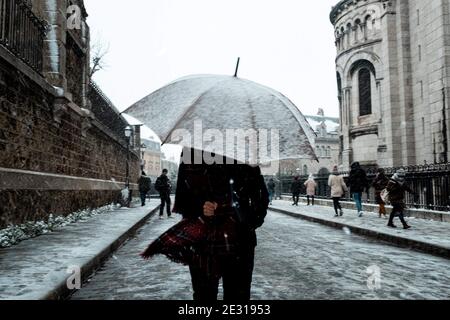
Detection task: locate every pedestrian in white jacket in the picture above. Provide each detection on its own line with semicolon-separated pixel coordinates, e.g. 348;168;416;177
328;166;348;217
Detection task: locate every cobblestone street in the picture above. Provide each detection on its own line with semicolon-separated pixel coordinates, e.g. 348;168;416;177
72;210;450;300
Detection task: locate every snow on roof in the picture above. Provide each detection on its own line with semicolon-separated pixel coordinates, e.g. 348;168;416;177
122;113;162;143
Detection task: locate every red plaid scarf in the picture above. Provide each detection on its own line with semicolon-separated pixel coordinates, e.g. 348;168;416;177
140;213;240;266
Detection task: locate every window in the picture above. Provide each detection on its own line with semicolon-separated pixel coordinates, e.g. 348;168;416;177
419;45;422;61
303;165;308;176
417;9;420;26
359;68;372;116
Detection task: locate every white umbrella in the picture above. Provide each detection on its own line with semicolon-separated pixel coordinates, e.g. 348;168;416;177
125;74;317;165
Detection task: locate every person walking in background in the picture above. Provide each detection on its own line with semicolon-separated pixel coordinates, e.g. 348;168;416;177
348;162;369;217
291;176;302;206
138;171;152;207
373;168;389;218
304;174;317;206
267;178;276;205
386;169;415;230
155;169;172;218
328;166;348;217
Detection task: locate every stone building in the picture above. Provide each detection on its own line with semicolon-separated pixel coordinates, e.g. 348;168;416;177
161;154;180;185
0;0;140;227
279;109;340;176
330;0;450;168
141;138;162;181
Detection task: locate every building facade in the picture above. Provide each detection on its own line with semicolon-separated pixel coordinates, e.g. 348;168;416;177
141;138;162;181
0;0;140;227
331;0;450;168
279;109;340;176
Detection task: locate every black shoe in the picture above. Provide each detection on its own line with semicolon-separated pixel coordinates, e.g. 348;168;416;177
387;224;397;228
403;225;412;230
335;214;339;217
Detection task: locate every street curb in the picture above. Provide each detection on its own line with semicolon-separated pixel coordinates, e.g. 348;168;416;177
41;205;160;300
270;207;450;260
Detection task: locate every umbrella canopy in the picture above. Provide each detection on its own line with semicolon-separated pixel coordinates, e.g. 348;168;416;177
125;74;317;164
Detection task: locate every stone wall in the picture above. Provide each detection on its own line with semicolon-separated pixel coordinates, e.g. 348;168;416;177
0;56;140;228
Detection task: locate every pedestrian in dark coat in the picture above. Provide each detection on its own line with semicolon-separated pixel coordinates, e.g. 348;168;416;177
141;148;269;302
291;176;302;206
155;169;172;218
386;169;414;229
267;179;276;205
138;171;152;206
348;162;369;217
372;168;389;218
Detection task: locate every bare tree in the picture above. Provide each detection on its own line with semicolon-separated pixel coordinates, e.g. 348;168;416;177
89;40;109;79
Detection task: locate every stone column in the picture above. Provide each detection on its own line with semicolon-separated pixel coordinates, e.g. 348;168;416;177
39;0;67;90
342;87;353;168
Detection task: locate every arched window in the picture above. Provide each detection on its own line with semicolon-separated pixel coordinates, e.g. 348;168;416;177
303;165;308;176
358;68;372;116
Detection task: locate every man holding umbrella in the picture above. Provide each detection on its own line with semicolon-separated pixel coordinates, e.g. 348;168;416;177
133;70;318;301
173;148;269;301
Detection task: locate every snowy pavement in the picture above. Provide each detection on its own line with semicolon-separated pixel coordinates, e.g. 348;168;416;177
0;200;159;300
270;200;450;256
71;210;450;300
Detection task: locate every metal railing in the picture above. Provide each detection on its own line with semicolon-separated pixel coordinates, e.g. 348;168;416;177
89;81;130;141
0;0;47;73
274;163;450;212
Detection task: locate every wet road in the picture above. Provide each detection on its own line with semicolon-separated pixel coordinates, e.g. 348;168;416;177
72;211;450;300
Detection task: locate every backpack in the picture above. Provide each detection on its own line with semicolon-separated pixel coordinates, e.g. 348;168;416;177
154;177;163;192
380;189;390;204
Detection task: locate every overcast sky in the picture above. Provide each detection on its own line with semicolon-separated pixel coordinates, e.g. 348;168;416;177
85;0;340;118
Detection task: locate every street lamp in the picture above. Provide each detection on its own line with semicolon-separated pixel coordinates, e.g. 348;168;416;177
140;143;147;171
124;126;133;206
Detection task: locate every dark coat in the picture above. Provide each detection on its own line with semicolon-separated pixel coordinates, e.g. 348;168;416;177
348;163;369;193
291;179;302;194
373;173;389;204
138;176;152;193
155;174;171;194
386;179;414;208
267;181;276;193
173;157;269;247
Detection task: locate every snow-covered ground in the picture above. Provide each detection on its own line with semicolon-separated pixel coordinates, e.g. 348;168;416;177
72;210;450;300
0;201;159;300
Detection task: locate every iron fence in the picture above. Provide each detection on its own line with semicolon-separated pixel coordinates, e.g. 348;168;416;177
0;0;47;73
272;163;450;212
